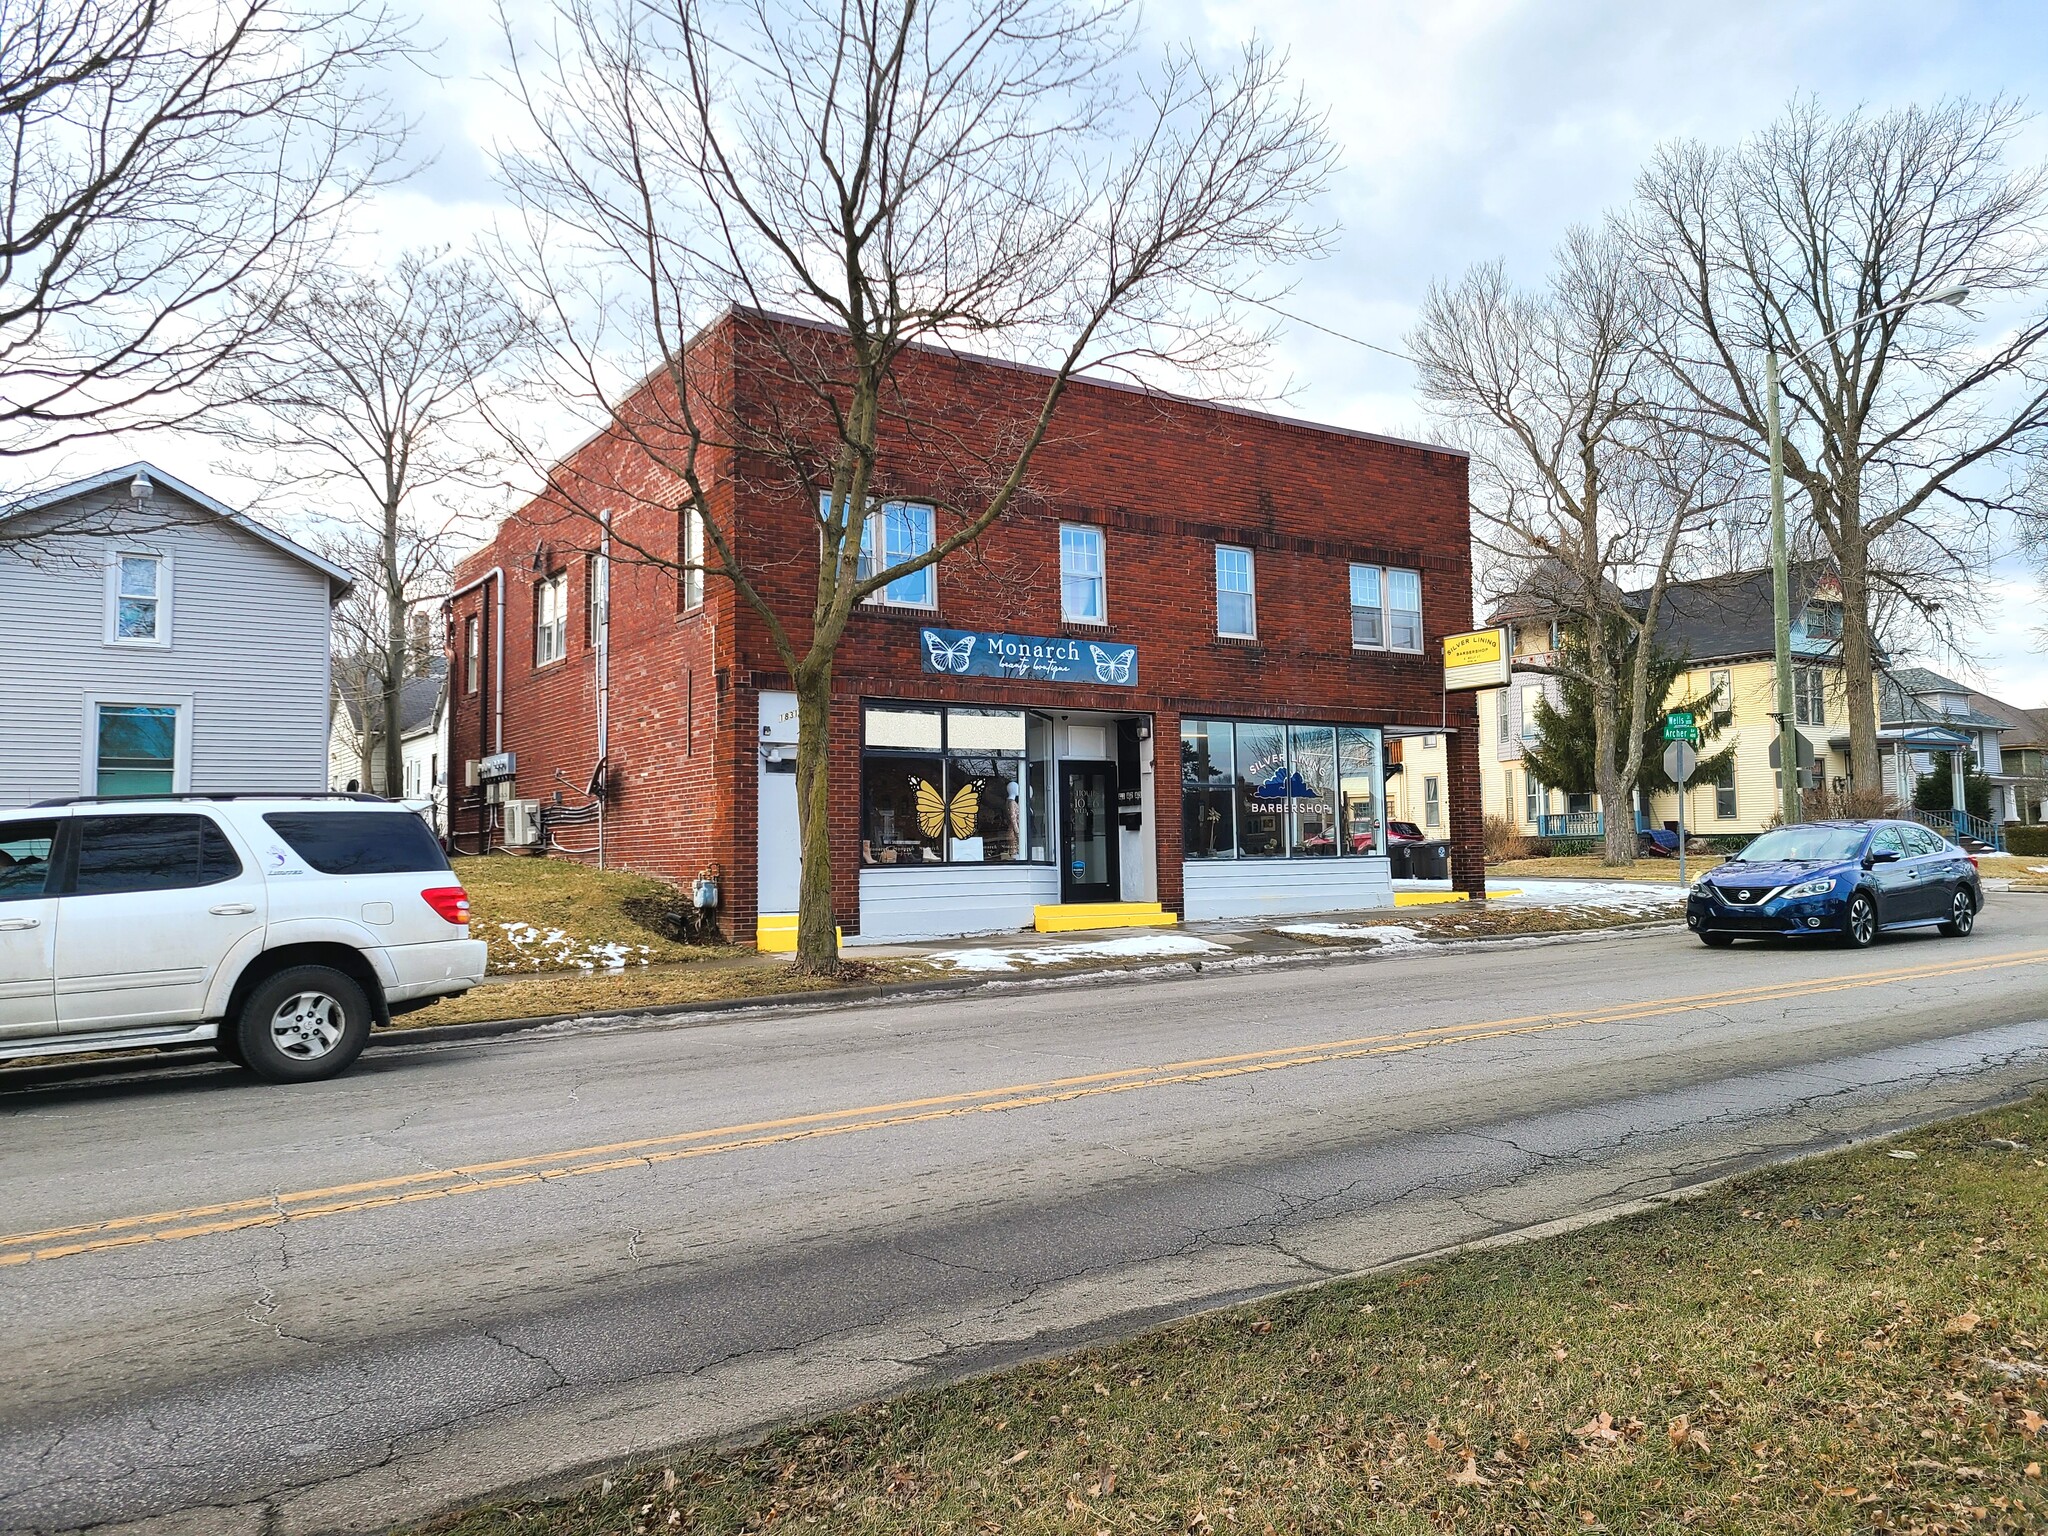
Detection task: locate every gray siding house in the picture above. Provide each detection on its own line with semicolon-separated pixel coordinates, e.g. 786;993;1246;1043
0;464;349;808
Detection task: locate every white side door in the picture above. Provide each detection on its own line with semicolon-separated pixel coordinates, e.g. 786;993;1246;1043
0;816;61;1038
54;811;265;1031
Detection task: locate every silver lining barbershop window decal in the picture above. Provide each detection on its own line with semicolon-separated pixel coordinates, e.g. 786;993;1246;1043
919;627;1138;686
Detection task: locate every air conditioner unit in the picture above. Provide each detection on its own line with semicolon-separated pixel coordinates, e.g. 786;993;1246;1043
502;798;541;847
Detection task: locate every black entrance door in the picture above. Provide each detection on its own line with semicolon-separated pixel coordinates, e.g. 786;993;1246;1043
1059;761;1119;903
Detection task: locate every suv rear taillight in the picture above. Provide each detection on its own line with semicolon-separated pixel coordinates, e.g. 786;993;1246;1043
421;886;470;924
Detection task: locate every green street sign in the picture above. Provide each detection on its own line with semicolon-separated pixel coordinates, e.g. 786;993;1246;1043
1662;711;1695;741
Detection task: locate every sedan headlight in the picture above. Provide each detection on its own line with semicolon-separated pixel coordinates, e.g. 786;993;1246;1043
1782;876;1838;900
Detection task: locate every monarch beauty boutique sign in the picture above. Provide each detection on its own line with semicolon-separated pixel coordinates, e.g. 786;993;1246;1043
918;627;1139;687
1441;627;1511;691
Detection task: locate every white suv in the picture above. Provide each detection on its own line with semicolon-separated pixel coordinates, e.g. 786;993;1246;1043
0;796;487;1083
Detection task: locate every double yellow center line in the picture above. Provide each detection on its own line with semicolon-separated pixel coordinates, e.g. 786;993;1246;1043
5;948;2043;1269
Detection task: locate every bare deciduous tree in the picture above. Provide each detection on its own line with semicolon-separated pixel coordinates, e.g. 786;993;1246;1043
0;0;411;522
491;0;1334;972
1635;96;2048;793
1411;227;1745;865
215;250;529;796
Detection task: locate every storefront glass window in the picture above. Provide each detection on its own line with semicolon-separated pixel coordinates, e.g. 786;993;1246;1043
1180;719;1235;859
1337;726;1381;854
1287;724;1339;856
1025;712;1053;862
861;704;1044;866
862;754;946;865
1234;721;1289;858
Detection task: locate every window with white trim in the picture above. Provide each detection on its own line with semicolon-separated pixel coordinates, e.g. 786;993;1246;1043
1794;664;1825;726
854;501;935;609
1387;568;1423;652
1349;563;1383;647
1060;523;1105;624
534;572;567;666
1524;772;1544;825
1215;545;1256;638
463;616;480;693
1423;774;1441;829
1715;758;1737;820
109;553;165;644
681;505;705;611
94;703;179;795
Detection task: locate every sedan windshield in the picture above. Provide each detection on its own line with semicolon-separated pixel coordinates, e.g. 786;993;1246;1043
1731;825;1870;865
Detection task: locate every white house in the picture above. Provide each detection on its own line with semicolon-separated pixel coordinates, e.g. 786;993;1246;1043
328;660;449;832
0;464;349;808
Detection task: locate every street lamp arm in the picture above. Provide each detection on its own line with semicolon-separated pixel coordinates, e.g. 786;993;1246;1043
1777;286;1972;369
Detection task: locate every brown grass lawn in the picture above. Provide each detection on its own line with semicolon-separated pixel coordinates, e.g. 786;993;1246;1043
413;1095;2048;1536
1489;854;1728;884
453;855;726;974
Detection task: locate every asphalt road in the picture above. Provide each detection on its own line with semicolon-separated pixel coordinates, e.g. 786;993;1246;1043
5;905;2048;1536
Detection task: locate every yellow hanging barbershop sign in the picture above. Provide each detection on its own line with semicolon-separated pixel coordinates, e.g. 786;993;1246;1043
1442;627;1510;691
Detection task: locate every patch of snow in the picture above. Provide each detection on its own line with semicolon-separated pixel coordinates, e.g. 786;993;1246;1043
1494;879;1683;913
494;920;655;973
1279;922;1429;948
942;933;1227;973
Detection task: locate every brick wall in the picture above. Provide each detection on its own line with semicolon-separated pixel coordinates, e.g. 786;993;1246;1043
451;311;1484;939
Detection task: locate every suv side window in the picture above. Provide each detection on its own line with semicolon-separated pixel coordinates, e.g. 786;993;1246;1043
0;818;57;902
72;814;242;896
262;811;449;875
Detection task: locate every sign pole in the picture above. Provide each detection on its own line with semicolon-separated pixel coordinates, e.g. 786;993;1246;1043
1676;769;1687;890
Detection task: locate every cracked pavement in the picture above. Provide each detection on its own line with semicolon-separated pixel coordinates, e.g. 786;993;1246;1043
4;909;2048;1534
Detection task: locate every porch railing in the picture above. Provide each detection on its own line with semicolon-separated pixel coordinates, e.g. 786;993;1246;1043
1906;805;2005;852
1537;810;1603;839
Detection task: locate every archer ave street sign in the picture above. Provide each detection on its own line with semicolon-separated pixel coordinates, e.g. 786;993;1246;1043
1663;739;1698;784
1662;711;1697;743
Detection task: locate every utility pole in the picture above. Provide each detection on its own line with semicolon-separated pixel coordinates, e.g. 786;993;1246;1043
1767;349;1800;827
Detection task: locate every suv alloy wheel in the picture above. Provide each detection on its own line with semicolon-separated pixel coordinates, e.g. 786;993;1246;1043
233;965;371;1083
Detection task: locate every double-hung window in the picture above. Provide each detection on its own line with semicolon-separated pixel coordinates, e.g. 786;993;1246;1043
1710;668;1731;709
1387;568;1423;651
1524;772;1544;825
1349;564;1383;647
109;553;165;644
534;572;567;666
1715;760;1737;820
1349;564;1422;651
463;616;480;694
94;703;180;795
681;505;705;611
1423;775;1441;829
1215;545;1256;638
1794;665;1825;726
853;501;936;609
1060;523;1105;624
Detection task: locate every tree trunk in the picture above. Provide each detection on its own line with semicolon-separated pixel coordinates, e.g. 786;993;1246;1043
381;501;405;799
1837;535;1881;794
1587;623;1636;867
791;657;839;975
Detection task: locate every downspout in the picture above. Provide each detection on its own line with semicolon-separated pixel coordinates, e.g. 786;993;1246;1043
449;567;504;854
595;514;610;869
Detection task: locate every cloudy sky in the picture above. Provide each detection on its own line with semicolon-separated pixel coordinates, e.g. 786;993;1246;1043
112;0;2048;705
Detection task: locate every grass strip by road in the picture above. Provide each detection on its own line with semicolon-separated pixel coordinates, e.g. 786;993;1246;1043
414;1093;2048;1536
6;950;2041;1271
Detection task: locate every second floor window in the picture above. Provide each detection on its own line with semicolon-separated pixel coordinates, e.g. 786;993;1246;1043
1804;600;1843;640
111;553;164;643
464;616;480;693
1060;523;1104;624
1350;564;1422;651
856;501;935;609
1710;668;1731;708
1495;686;1510;742
1794;664;1825;726
534;572;567;666
681;505;705;611
1215;545;1256;637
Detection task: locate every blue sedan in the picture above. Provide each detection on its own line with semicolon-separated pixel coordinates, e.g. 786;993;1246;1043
1685;819;1983;949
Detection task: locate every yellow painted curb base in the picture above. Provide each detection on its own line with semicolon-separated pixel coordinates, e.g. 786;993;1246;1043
1034;901;1180;933
756;914;841;953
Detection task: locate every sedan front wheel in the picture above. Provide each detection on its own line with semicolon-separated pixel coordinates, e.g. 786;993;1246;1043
1843;893;1877;949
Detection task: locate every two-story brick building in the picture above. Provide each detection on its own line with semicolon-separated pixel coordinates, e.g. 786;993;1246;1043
448;311;1481;944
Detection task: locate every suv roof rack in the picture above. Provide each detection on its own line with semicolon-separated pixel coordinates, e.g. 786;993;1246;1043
29;792;393;807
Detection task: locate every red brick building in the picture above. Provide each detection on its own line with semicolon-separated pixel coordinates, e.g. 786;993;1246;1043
447;311;1482;944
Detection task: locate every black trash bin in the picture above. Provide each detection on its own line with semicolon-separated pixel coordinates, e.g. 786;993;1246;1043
1385;841;1413;879
1412;840;1450;880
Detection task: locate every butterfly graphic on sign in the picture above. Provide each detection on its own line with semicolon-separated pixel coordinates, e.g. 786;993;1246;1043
1089;643;1135;685
914;778;979;839
922;631;976;674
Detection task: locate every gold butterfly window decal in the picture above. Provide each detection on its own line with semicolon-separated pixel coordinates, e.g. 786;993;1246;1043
914;777;979;840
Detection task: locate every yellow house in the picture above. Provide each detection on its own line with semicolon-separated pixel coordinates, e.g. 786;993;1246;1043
1385;731;1450;834
1475;566;1851;840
